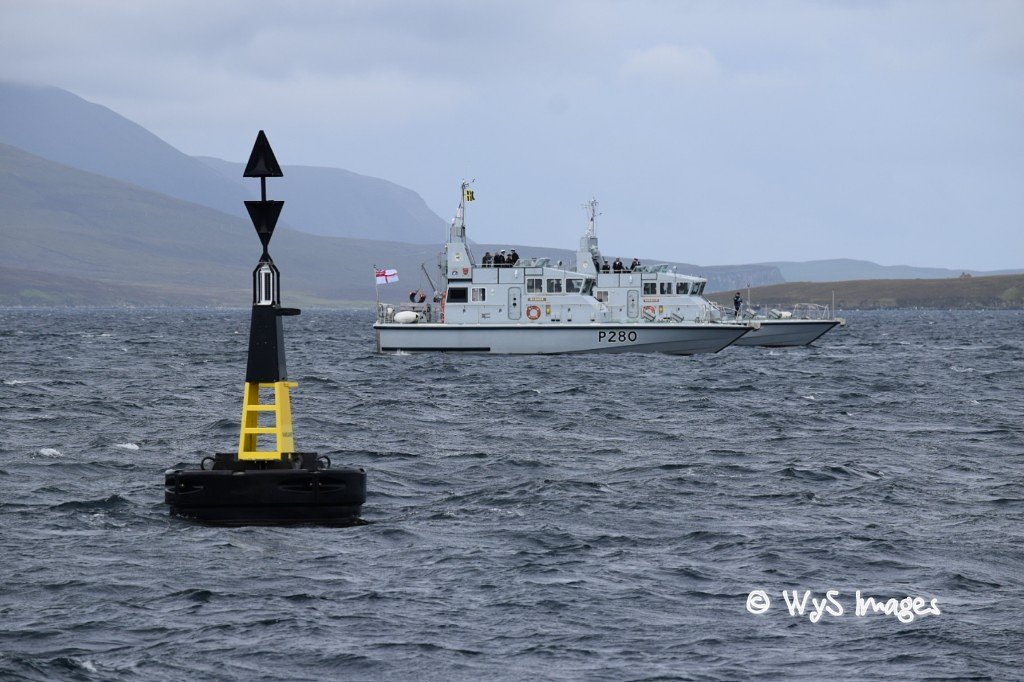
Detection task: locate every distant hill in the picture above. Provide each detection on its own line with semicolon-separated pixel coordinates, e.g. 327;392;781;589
196;157;444;243
0;80;249;217
707;274;1024;310
0;142;444;305
755;258;1022;283
0;81;446;244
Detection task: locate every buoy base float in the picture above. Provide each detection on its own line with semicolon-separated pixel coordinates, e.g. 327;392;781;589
165;452;366;525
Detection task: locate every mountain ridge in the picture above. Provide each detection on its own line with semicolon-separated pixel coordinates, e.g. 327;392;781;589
754;258;1022;283
0;81;447;244
196;156;444;243
707;274;1024;310
1;79;1019;307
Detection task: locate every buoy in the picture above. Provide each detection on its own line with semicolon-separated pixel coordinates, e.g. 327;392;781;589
164;131;366;525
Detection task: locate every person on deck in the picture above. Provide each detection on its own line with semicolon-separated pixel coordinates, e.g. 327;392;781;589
734;292;743;317
418;292;427;303
494;250;506;266
409;290;418;302
601;259;610;273
507;249;519;266
612;257;624;273
482;251;493;267
630;258;640;271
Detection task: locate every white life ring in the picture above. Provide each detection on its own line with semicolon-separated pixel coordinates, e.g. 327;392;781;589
526;305;542;321
642;305;656;317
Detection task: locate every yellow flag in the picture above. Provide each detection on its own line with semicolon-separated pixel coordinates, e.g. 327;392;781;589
464;189;475;202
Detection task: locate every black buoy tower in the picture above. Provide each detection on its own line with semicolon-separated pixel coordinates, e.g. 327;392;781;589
165;130;366;525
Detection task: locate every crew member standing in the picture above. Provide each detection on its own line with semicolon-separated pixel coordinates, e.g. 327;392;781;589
733;292;743;317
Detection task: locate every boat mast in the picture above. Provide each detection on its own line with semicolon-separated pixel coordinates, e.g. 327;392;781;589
577;197;602;275
585;197;599;237
452;179;473;242
444;180;475;286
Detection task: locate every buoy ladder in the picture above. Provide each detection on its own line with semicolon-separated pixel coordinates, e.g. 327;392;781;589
237;381;297;460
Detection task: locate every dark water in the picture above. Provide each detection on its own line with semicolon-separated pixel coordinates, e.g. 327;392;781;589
1;308;1022;680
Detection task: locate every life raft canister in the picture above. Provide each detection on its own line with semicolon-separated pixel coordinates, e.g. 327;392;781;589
526;305;542;320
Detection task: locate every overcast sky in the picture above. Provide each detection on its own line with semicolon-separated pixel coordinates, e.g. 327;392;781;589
2;0;1021;269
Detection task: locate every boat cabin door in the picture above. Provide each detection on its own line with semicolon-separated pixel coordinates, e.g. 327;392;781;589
627;289;639;319
508;287;521;320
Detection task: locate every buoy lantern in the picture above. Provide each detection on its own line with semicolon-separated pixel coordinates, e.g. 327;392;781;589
164;131;366;525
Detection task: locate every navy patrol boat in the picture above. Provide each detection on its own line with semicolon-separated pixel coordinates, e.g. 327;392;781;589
373;184;755;354
572;199;842;348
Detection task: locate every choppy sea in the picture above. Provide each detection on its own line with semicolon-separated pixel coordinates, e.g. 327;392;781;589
1;308;1022;680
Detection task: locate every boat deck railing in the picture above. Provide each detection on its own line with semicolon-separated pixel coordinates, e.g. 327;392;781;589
779;303;834;320
723;302;837;321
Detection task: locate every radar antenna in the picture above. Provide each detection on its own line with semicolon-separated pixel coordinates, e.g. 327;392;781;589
583;198;601;236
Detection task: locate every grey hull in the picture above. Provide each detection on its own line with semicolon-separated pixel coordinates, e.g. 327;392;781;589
732;320;839;347
375;323;750;355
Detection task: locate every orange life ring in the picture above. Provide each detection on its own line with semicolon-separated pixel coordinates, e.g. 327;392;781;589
526;305;542;321
642;305;656;317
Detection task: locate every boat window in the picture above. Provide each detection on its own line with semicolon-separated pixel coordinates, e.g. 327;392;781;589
546;279;563;294
566;279;583;293
527;278;543;293
595;290;608;303
471;287;486;302
447;287;468;303
676;282;689;294
643;283;657;295
660;282;673;294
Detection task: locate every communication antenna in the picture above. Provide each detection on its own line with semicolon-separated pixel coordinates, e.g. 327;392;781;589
583;198;601;235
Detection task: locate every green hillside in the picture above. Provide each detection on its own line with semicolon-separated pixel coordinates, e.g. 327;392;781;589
708;274;1024;310
0;142;442;305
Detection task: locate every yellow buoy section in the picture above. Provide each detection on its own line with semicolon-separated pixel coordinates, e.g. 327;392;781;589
237;381;297;460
